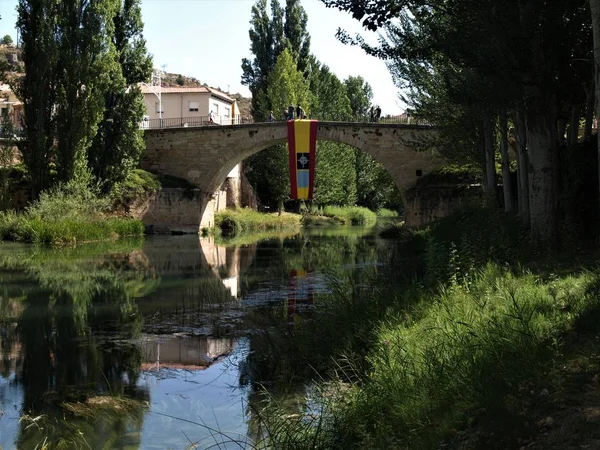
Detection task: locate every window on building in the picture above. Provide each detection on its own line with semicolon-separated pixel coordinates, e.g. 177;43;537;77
155;102;163;113
213;103;219;114
189;101;199;112
224;107;230;118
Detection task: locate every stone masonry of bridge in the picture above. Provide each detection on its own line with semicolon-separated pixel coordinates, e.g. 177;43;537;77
141;121;444;230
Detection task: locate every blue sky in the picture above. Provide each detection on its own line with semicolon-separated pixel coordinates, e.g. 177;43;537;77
0;0;405;114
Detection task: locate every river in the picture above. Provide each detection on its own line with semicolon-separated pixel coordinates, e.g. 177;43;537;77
0;224;410;449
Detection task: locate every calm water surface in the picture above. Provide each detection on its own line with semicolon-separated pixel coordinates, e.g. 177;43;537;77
0;226;401;449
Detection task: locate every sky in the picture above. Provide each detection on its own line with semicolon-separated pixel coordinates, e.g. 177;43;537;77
0;0;406;115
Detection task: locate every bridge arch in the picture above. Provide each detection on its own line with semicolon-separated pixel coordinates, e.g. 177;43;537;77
142;121;443;228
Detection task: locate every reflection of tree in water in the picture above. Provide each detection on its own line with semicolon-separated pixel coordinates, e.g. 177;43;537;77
238;231;401;439
16;284;148;449
0;243;155;449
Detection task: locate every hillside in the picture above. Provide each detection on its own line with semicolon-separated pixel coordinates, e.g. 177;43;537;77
0;44;23;78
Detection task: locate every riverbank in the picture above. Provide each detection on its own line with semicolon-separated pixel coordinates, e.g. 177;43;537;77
214;208;302;235
213;205;385;235
301;206;378;227
249;205;600;449
0;177;147;245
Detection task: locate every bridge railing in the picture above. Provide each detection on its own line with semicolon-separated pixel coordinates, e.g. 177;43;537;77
140;115;255;129
140;114;433;129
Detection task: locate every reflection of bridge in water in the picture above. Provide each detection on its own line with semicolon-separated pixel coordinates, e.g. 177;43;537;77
136;236;257;371
140;334;236;371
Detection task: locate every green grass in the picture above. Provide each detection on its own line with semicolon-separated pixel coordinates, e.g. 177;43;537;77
310;206;377;226
376;207;399;218
215;208;301;235
0;211;144;244
301;214;341;226
0;179;145;245
259;264;600;449
249;205;596;449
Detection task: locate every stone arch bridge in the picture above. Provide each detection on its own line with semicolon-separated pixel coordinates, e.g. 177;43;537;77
141;121;443;230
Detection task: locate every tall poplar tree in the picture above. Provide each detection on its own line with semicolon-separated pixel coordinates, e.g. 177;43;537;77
15;0;59;197
241;0;276;119
53;0;119;183
246;49;310;211
344;76;373;120
88;0;153;191
283;0;311;76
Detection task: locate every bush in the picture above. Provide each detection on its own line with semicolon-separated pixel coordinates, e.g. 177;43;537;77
376;208;399;218
112;169;161;207
379;203;528;285
27;178;111;222
0;179;145;244
317;206;377;226
421;203;529;285
300;214;341;226
215;208;301;235
416;164;483;187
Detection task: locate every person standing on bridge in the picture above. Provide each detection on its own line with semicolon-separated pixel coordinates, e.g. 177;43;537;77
376;106;382;122
287;104;295;120
269;111;275;122
297;104;305;120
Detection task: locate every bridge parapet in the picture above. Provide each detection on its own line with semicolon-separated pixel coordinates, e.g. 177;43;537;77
140;115;433;130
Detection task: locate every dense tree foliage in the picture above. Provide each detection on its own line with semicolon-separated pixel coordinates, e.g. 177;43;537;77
242;0;400;212
344;76;373;120
309;63;357;206
15;0;59;197
246;49;309;211
15;0;152;198
322;0;594;246
89;0;153;192
1;35;13;46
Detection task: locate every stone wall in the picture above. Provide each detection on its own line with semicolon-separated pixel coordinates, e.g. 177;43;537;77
202;187;228;229
225;177;240;208
403;184;482;228
240;170;258;209
135;188;204;234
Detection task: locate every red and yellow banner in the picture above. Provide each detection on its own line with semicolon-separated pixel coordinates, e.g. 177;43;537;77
287;119;317;199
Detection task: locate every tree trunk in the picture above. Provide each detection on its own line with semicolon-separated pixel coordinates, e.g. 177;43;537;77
584;78;595;141
568;105;580;146
499;109;514;212
483;115;497;202
514;106;530;223
524;85;559;247
591;0;600;210
520;0;559;248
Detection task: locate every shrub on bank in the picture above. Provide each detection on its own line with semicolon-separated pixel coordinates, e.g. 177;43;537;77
300;214;341;226
215;208;301;235
319;206;377;226
376;207;399;218
0;179;144;244
379;203;529;285
112;169;161;207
